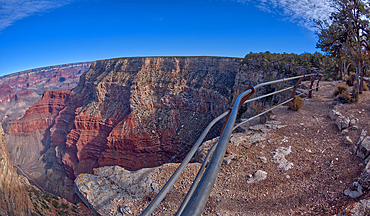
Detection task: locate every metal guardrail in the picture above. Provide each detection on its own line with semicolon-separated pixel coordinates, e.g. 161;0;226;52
140;71;323;216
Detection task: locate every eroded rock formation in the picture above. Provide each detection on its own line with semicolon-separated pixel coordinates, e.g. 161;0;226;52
0;62;91;132
6;57;241;202
0;124;33;215
6;56;306;203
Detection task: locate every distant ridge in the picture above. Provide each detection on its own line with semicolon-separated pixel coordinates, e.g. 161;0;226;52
0;61;93;80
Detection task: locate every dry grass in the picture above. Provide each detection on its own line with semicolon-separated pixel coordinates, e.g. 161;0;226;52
288;96;304;111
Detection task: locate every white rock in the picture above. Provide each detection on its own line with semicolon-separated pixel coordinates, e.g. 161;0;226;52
271;146;294;170
344;136;353;145
247;170;267;183
249;133;266;144
329;110;342;120
341;129;349;135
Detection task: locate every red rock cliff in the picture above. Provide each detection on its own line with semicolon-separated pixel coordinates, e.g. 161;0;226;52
6;57;241;202
0;62;91;132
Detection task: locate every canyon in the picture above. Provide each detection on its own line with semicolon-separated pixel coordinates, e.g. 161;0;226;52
0;62;91;132
4;56;301;203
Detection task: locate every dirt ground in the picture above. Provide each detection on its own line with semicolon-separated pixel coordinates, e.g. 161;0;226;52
202;81;370;215
128;81;370;215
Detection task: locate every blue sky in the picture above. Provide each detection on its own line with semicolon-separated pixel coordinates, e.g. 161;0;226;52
0;0;333;76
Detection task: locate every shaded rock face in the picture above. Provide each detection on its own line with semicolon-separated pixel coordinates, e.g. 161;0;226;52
0;124;33;215
6;57;241;202
0;62;91;132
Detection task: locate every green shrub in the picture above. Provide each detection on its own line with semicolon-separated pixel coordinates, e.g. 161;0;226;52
61;203;69;209
57;210;68;215
288;96;304;111
334;85;349;96
335;91;358;103
71;205;78;213
52;201;59;208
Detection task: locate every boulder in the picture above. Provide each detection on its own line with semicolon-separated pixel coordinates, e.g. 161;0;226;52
229;133;250;147
357;136;370;159
357;130;368;145
344;182;363;198
329;110;342;120
75;166;159;215
335;116;351;131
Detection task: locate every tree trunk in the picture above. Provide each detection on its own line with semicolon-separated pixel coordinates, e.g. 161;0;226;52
340;59;343;80
355;60;361;94
344;61;351;77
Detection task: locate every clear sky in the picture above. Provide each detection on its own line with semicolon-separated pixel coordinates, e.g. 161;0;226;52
0;0;333;76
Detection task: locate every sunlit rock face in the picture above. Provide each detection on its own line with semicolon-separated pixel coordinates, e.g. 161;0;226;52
6;57;241;202
0;62;91;132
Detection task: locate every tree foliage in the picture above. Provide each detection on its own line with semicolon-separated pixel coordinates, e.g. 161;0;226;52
243;51;337;79
316;0;370;93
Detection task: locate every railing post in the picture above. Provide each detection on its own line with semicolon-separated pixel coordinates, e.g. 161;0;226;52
290;75;305;98
308;73;318;98
316;74;322;92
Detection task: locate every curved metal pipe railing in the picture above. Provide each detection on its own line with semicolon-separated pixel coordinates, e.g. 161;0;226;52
140;111;229;216
140;71;323;216
175;139;220;216
180;73;321;216
233;85;320;131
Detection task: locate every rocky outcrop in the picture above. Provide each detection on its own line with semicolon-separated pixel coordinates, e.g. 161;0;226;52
0;124;33;215
75;163;201;216
0;62;91;132
75;166;159;215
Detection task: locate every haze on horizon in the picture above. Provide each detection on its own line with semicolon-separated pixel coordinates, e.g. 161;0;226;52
0;0;334;76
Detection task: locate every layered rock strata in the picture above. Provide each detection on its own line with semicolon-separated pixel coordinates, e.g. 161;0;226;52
6;56;305;203
0;62;91;131
0;124;33;215
6;57;241;202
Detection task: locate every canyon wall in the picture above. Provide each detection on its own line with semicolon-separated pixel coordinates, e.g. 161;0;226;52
0;124;33;216
0;62;91;132
5;56;306;203
6;57;241;202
